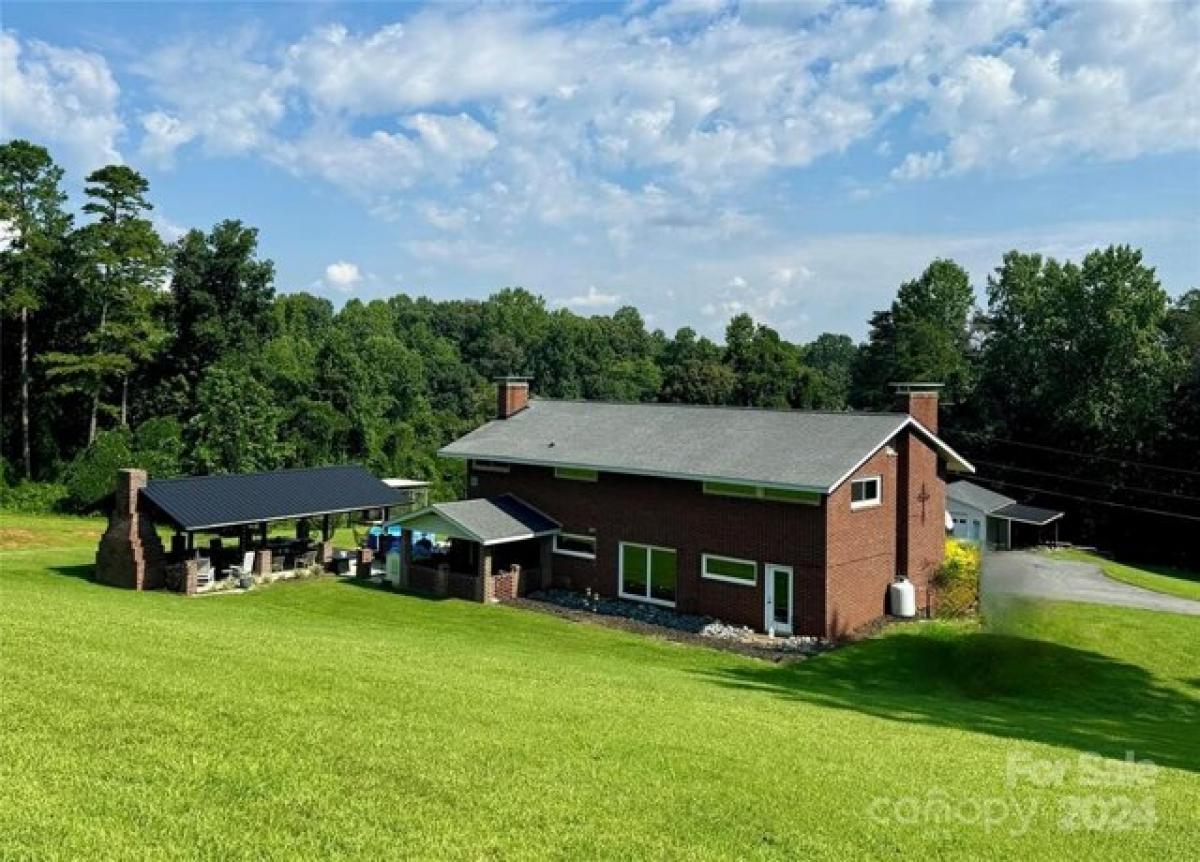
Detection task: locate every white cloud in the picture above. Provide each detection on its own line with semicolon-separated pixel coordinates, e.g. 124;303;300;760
0;30;123;171
133;28;285;157
890;150;945;182
401;112;497;161
138;111;196;168
129;0;1198;224
152;214;187;242
901;0;1200;175
323;260;362;291
15;1;1185;339
560;286;621;310
420;203;472;232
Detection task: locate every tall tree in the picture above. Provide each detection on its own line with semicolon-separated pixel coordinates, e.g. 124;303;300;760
1160;289;1200;463
168;220;276;388
43;166;166;443
981;246;1174;450
0;140;71;477
803;332;856;410
851;259;976;409
185;363;290;474
723;314;805;408
658;327;735;404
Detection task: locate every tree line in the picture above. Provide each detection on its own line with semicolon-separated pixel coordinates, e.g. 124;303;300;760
2;140;1197;564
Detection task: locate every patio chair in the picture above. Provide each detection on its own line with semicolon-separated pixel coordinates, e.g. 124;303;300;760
223;551;256;581
195;557;214;590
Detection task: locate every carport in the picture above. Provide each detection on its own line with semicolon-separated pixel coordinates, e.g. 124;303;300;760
947;480;1064;551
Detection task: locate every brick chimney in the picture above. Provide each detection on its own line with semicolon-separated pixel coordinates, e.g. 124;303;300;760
891;382;942;433
95;468;165;590
496;376;531;419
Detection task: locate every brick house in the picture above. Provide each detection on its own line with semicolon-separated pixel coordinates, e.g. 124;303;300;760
427;379;973;638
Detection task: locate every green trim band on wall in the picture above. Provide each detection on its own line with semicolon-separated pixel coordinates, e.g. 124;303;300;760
555;467;599;482
703;481;819;505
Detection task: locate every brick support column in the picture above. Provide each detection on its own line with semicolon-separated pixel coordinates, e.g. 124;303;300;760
399;530;412;590
539;535;554;590
183;559;198;595
356;548;373;579
479;545;494;602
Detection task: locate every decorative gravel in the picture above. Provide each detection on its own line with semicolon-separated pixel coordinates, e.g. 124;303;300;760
532;588;713;631
525;589;827;658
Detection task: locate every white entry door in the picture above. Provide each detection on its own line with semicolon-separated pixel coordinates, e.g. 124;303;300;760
764;564;794;636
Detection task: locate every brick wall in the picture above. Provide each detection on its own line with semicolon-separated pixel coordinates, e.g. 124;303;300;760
472;463;826;634
824;429;946;634
895;427;946;614
824;446;899;636
470;427;945;637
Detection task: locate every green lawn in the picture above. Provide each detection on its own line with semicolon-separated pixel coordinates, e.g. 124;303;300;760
2;513;1198;860
1051;548;1200;602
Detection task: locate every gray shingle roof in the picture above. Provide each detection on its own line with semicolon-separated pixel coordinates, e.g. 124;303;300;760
440;399;972;492
946;480;1016;514
141;465;406;530
398;494;559;545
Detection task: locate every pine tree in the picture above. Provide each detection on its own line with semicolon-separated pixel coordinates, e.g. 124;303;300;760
0;140;72;478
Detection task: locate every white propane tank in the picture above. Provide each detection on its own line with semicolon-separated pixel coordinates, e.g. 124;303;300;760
890;577;917;618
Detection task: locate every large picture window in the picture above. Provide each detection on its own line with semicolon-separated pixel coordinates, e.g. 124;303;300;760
701;553;757;586
850;476;882;510
619;542;677;606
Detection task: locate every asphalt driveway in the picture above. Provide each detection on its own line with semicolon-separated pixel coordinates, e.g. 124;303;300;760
983;550;1200;616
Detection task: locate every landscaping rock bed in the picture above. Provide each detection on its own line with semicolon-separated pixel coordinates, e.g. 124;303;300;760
518;589;828;661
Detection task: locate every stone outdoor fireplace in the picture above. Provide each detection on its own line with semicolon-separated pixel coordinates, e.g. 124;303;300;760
95;468;166;590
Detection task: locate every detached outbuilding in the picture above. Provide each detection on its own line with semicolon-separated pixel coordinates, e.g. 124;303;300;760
946;480;1064;551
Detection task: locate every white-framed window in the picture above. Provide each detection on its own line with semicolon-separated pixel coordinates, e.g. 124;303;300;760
850;476;882;510
553;533;596;560
619;542;677;607
473;460;510;474
554;466;598;482
701;553;757;586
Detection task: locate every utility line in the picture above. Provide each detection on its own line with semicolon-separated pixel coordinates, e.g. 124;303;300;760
969;475;1200;523
969;458;1200;505
950;431;1200;478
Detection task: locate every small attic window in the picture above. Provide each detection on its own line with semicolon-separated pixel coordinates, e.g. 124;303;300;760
850;476;882;510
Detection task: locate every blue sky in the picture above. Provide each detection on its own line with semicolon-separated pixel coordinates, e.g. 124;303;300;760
3;0;1198;340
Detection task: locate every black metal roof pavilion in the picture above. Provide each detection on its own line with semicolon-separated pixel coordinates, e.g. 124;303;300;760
141;465;407;531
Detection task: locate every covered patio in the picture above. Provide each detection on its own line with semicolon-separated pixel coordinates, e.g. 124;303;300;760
97;465;423;594
389;494;560;602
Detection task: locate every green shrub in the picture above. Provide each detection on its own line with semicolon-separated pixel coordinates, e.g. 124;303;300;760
62;418;184;511
934;539;981;618
63;430;134;511
0;481;69;513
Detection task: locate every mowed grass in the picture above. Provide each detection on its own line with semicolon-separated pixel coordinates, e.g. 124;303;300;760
1050;548;1200;602
1;514;1198;860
